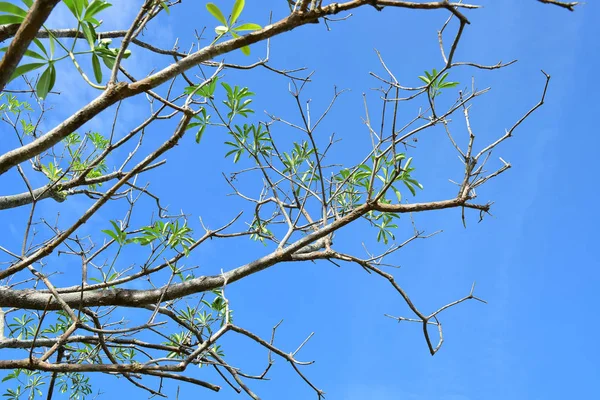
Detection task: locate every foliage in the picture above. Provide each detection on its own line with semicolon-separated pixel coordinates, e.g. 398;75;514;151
0;0;570;398
206;0;262;55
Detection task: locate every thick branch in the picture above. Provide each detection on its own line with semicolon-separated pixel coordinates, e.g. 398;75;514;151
0;164;164;210
0;358;220;391
0;0;478;177
0;195;473;310
0;26;127;43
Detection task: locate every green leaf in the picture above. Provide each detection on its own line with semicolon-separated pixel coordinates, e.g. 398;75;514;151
0;14;23;24
392;186;402;202
32;38;48;57
82;21;96;49
74;0;85;18
101;229;118;241
199;78;218;96
0;47;45;60
1;372;16;382
230;0;244;25
62;0;79;19
234;22;261;31
186;122;202;130
9;62;45;82
24;48;46;60
101;55;114;69
195;123;207;143
41;161;62;180
221;82;232;95
158;1;170;14
84;0;111;22
0;2;28;17
21;0;33;7
185;79;218;97
101;220;128;245
233;151;242;163
92;53;102;83
404;177;423;189
440;81;459;88
206;3;228;26
36;65;53;99
48;63;56;92
403;181;416;196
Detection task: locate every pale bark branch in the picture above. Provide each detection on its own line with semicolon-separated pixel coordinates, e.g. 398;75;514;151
0;194;473;310
0;0;479;177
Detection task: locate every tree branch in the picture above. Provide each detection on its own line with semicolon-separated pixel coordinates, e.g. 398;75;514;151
0;0;479;177
0;194;474;310
537;0;579;11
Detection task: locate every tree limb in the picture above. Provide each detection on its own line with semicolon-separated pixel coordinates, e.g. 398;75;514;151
0;0;479;177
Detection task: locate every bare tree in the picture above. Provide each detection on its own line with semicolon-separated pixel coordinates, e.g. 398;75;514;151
0;0;578;398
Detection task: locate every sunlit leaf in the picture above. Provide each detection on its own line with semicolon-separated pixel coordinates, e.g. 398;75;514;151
158;1;170;14
62;0;79;18
32;38;48;57
0;47;45;60
230;0;244;25
9;62;45;82
0;14;23;24
0;2;27;17
234;22;261;31
82;21;96;49
206;3;227;26
84;0;111;22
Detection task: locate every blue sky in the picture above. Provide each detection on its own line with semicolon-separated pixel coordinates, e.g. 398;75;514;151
1;0;599;399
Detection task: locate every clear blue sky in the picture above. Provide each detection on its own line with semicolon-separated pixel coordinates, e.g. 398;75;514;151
1;0;599;399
